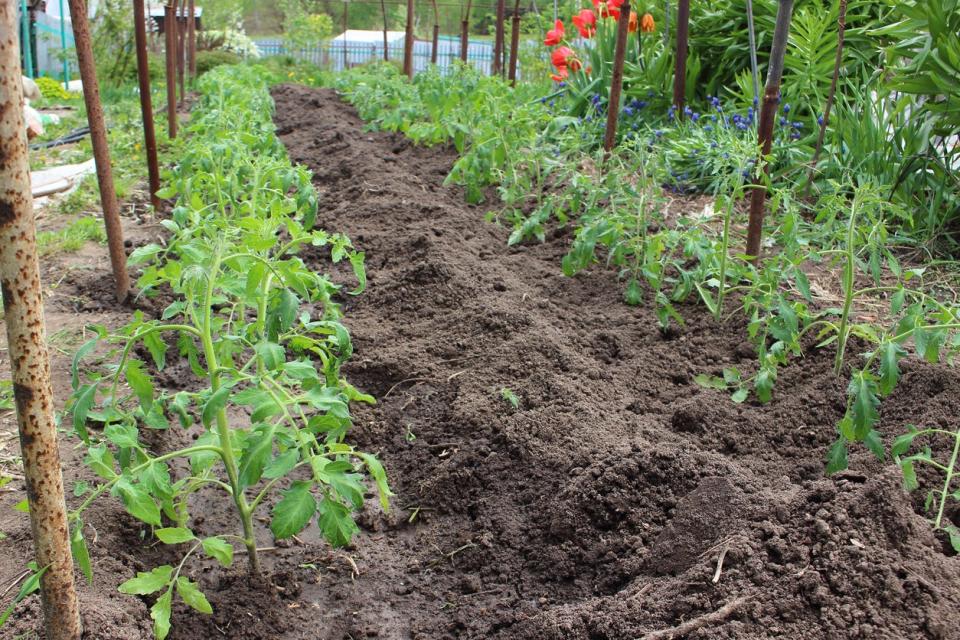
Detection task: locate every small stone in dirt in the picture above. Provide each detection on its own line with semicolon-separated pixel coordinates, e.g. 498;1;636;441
493;281;507;292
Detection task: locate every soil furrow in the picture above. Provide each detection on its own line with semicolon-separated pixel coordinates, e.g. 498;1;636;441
268;84;960;640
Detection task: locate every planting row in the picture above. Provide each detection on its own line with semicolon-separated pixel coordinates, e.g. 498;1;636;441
332;61;960;551
61;65;390;639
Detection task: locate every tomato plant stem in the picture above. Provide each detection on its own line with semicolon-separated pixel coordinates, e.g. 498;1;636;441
201;250;261;576
934;430;960;530
834;193;859;376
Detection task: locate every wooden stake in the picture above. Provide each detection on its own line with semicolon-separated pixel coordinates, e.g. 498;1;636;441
403;0;414;78
0;7;81;637
188;0;196;77
672;0;690;118
745;0;795;262
164;3;177;138
493;0;505;76
507;0;521;84
68;0;130;302
381;0;390;60
133;0;161;210
603;1;631;152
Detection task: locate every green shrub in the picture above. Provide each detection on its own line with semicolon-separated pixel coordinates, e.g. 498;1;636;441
196;50;242;76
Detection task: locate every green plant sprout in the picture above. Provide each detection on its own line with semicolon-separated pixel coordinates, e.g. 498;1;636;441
892;424;960;552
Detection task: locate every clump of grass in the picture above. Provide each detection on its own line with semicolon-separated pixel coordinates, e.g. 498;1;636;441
36;216;107;257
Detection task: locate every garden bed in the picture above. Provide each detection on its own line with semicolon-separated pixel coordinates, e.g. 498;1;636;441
2;82;958;639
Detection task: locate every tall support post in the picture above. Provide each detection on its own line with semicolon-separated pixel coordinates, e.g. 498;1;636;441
164;3;177;138
134;0;161;210
460;0;472;62
0;8;82;639
403;0;414;78
342;1;348;70
603;1;631;152
58;0;69;86
67;0;131;302
507;0;521;85
492;0;505;76
176;0;185;104
672;0;689;118
745;0;759;103
188;0;196;77
806;0;847;192
431;0;440;65
745;0;795;262
20;0;34;77
380;0;389;60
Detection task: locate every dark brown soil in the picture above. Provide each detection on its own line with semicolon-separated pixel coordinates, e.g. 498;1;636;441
3;84;959;640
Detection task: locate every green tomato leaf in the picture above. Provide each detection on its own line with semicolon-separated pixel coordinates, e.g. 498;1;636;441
201;386;232;428
71;523;93;584
151;591;173;640
201;537;234;568
238;424;276;490
825;438;848;475
357;452;393;511
270;481;317;540
155;527;196;545
317;497;359;548
125;360;155;411
175;577;213;615
118;565;173;595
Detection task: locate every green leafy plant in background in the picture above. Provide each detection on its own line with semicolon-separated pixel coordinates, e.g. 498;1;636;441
65;66;390;639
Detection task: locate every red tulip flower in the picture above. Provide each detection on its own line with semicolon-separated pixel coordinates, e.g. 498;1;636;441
572;9;597;38
544;19;565;46
593;0;623;19
550;66;569;82
551;46;576;70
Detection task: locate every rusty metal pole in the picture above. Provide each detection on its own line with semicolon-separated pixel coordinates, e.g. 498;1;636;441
403;0;414;78
672;0;689;118
507;0;521;85
133;0;161;210
806;0;846;193
67;0;131;302
745;0;794;262
188;0;196;77
164;3;177;138
431;0;440;65
460;19;469;61
603;1;631;153
493;0;505;76
342;1;348;70
380;0;389;60
0;9;81;639
176;0;185;104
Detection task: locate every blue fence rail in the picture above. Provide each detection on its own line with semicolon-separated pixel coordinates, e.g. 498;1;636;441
256;37;508;76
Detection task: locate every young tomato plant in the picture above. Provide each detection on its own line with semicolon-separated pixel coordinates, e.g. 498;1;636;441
892;424;960;552
65;66;390;639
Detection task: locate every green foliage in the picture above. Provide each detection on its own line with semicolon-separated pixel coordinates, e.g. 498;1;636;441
66;66;390;638
34;76;78;101
280;0;334;51
0;564;47;630
195;50;243;76
891;424;960;552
